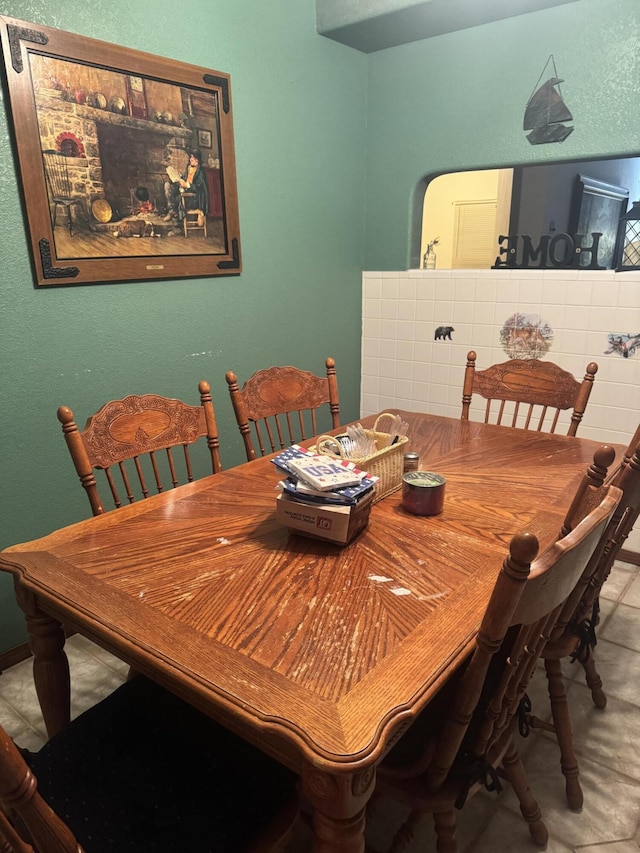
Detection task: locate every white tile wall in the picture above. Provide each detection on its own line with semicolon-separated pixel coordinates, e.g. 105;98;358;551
361;268;640;447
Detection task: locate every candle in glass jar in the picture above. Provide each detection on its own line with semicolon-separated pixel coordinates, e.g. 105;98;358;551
401;471;446;516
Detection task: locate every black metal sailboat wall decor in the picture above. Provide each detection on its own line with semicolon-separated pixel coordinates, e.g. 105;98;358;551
524;56;573;145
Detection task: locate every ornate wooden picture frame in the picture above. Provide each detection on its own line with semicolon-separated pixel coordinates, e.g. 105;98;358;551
0;16;241;286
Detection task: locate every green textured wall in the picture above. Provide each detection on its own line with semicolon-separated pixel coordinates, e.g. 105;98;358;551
0;0;367;650
364;0;640;269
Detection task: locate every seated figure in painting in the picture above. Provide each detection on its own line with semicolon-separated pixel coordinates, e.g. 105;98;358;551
163;148;209;225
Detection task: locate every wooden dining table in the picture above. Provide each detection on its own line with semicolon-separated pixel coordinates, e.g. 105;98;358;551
0;411;624;851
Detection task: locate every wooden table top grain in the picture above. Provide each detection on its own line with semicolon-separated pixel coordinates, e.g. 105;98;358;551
1;411;621;851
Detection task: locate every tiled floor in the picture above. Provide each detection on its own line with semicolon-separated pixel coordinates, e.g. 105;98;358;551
2;559;640;852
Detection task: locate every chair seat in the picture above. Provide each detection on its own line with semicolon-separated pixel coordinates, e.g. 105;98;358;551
25;676;297;853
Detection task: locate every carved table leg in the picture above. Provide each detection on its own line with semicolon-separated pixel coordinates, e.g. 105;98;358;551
14;584;70;739
302;764;376;852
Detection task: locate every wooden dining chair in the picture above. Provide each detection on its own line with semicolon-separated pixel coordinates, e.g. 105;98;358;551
561;432;639;706
42;150;87;237
616;421;640;565
225;357;340;461
57;381;222;516
373;475;621;853
180;191;207;238
527;429;640;810
0;675;298;853
461;351;598;436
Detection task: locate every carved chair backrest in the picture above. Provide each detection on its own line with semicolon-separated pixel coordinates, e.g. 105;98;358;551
608;429;640;560
57;381;222;516
425;479;621;795
621;423;640;471
461;351;598;436
225;357;340;461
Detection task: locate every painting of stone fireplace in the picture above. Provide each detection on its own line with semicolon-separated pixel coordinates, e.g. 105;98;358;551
0;16;241;284
33;56;224;250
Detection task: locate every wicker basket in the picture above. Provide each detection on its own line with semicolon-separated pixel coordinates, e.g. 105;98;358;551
313;414;408;503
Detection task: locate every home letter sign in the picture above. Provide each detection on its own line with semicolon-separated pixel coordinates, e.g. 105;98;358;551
493;232;605;270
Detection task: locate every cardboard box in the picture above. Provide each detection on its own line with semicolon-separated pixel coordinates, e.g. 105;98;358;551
275;492;374;545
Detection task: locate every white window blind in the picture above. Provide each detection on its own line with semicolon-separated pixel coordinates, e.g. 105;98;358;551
452;199;497;269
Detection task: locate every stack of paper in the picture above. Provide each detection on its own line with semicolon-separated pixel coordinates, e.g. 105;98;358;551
272;445;378;506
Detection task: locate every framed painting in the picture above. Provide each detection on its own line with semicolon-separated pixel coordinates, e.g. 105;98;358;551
197;128;212;149
569;174;629;269
0;16;241;285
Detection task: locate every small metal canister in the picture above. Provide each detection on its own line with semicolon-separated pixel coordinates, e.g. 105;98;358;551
403;452;420;474
402;471;446;516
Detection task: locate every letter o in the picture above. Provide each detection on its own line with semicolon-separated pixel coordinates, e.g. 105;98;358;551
549;233;575;267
